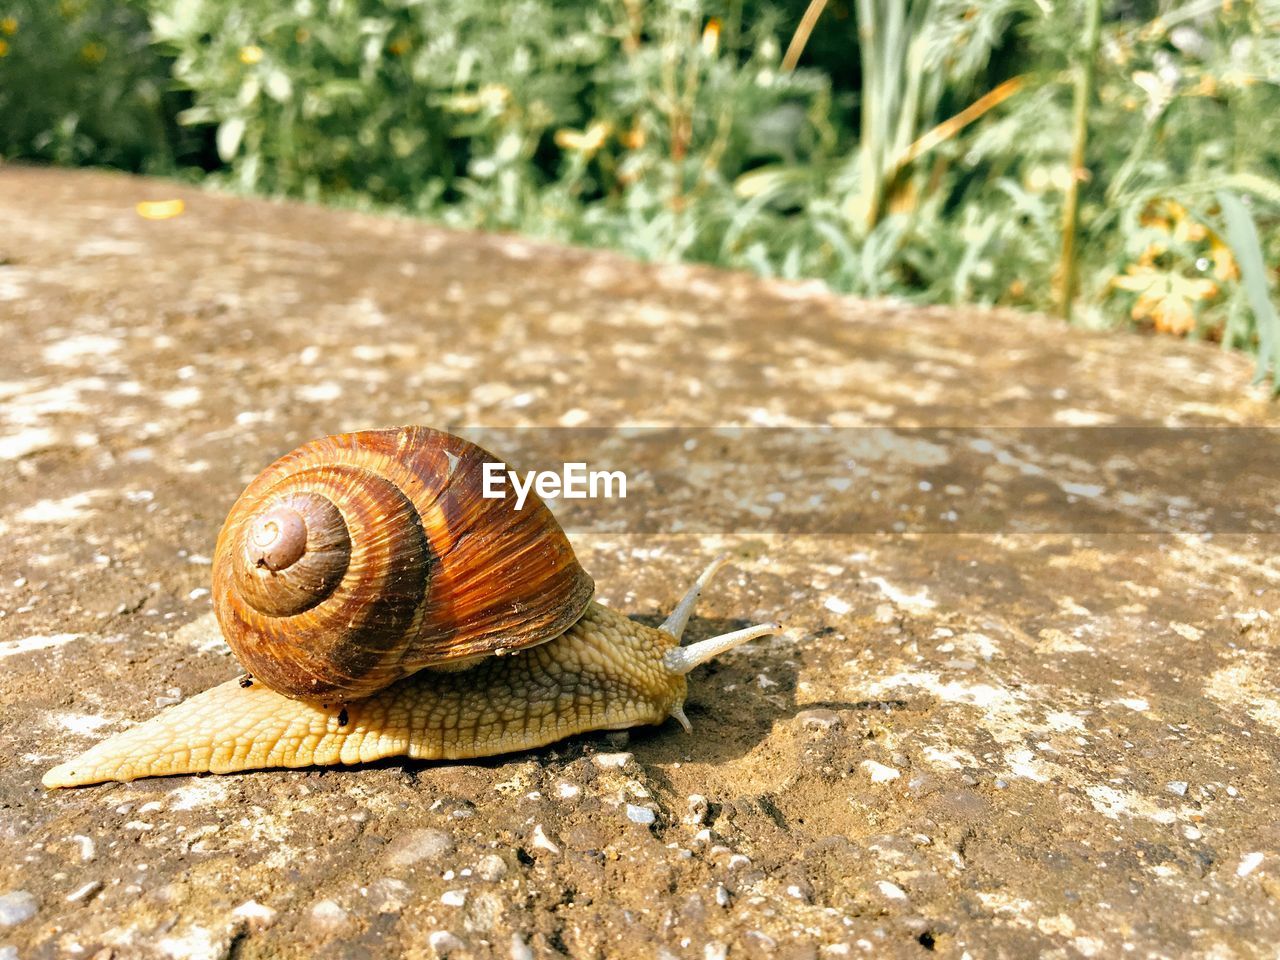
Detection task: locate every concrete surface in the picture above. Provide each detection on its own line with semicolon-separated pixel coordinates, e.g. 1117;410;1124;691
1;166;1278;959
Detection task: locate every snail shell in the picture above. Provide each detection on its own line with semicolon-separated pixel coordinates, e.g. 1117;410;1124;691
211;426;594;702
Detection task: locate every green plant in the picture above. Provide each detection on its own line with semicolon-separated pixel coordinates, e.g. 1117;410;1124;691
151;0;839;256
844;0;1021;232
1058;0;1102;320
0;0;188;170
1078;0;1280;373
1218;190;1280;386
3;0;1277;387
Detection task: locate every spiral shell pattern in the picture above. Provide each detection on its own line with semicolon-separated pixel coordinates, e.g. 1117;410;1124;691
212;427;594;702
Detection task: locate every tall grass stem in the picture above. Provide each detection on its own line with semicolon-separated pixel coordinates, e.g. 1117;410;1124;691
1058;0;1102;322
782;0;831;72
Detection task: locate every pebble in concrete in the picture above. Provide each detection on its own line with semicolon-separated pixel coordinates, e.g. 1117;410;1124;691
0;893;37;926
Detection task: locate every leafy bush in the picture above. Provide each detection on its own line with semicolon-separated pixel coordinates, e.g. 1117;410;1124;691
5;0;1279;383
0;0;193;170
151;0;839;252
150;0;1029;284
1077;1;1280;378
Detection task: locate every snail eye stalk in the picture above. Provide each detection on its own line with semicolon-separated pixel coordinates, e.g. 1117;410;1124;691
658;554;781;676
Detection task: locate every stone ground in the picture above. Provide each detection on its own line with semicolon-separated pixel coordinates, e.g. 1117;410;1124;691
1;166;1279;959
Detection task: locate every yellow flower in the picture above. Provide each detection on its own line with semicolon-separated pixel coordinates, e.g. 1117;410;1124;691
1;17;17;35
1186;74;1218;97
443;84;509;115
79;41;106;64
1112;265;1218;335
1137;199;1207;266
618;123;645;150
0;39;7;57
478;84;509;110
135;199;185;221
239;45;263;65
702;18;721;57
387;36;410;56
1171;207;1205;244
555;121;611;157
1209;235;1239;282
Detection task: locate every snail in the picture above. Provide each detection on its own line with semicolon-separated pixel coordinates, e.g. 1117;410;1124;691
43;426;780;788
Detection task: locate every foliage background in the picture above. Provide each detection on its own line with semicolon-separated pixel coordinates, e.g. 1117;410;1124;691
2;0;1277;383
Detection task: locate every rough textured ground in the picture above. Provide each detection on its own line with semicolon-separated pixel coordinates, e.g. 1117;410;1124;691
1;166;1278;959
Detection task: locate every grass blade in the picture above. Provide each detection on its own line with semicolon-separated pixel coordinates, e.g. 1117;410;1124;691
1218;190;1280;389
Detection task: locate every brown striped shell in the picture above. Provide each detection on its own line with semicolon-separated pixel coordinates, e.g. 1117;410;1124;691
211;427;594;702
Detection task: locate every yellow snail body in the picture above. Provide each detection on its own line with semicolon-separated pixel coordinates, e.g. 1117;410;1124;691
44;427;779;788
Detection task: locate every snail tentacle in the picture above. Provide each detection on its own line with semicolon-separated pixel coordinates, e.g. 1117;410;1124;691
660;553;731;641
659;554;780;677
662;621;782;677
669;704;693;734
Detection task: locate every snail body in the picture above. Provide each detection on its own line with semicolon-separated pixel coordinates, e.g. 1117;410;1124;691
44;427;778;788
